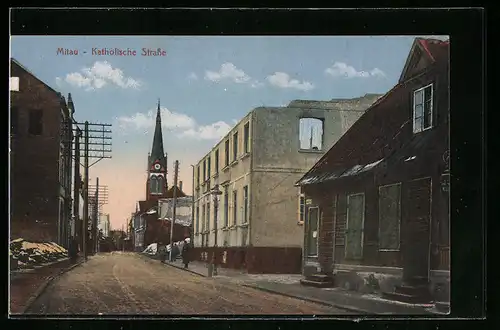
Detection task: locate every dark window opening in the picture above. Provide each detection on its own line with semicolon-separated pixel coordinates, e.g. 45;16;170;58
215;149;219;174
224;140;230;166
233;132;239;161
244;122;250;153
232;190;238;225
224;191;229;227
10;107;19;134
29;109;43;135
243;185;249;223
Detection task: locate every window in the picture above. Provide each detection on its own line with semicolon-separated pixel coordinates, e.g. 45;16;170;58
413;84;434;133
215;149;219;174
156;176;164;194
28;109;43;135
307;206;319;256
10;77;19;92
206;202;211;232
298;193;305;224
378;184;401;250
232;190;238;225
224;191;229;227
10;107;18;134
299;117;323;150
196;166;200;186
243;185;249;224
202;204;206;232
214;198;219;227
150;176;158;194
202;159;206;182
244;122;250;153
233;131;239;161
224;139;230;166
207;156;211;179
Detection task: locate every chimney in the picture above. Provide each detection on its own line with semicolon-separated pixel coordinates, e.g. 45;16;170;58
179;181;183;192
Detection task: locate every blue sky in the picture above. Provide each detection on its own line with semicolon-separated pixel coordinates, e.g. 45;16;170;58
10;35;446;229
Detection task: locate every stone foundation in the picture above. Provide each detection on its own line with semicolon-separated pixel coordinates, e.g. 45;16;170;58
326;264;450;302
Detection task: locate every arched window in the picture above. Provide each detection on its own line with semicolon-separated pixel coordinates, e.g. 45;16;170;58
156;176;164;194
150;176;158;194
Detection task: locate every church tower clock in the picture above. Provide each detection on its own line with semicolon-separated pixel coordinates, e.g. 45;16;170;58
146;99;168;201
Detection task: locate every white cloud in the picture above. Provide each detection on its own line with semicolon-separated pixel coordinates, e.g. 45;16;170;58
325;62;386;79
205;62;253;84
116;106;235;141
188;72;198;80
181;121;234;140
60;61;142;91
266;72;314;91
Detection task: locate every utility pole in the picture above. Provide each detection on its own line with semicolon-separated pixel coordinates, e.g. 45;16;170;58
82;122;89;261
94;177;99;253
73;121;112;262
89;183;108;254
73;128;81;250
169;160;179;262
191;165;195;242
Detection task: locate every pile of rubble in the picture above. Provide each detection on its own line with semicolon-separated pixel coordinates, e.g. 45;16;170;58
10;238;68;269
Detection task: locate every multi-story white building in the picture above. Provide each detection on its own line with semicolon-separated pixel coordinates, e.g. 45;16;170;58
192;95;382;274
98;213;110;238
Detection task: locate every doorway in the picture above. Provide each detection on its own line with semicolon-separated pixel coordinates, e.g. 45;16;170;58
402;177;432;284
345;193;365;260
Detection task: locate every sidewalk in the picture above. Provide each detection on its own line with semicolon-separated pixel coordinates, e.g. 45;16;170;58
164;259;444;315
10;256;84;314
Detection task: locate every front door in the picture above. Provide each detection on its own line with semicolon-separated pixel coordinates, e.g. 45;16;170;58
345;193;365;260
306;206;319;257
403;177;432;284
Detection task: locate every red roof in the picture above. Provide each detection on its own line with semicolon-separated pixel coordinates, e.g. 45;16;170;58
417;38;449;63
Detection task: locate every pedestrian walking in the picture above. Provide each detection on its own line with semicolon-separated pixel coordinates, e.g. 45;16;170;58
69;236;78;264
182;237;191;269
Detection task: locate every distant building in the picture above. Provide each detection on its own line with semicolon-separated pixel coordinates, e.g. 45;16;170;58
99;213;111;237
10;58;74;247
192;94;382;274
132;100;191;251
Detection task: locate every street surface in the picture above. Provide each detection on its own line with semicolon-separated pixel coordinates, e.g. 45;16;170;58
25;252;343;315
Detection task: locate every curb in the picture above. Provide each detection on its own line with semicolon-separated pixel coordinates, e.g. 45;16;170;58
240;284;372;314
162;260;208;278
163;259;370;314
137;253;209;278
21;259;85;314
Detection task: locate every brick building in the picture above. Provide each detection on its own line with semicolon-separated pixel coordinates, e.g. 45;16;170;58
9;58;74;247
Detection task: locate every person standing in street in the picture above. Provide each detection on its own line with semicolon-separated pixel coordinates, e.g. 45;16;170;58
182;237;191;268
69;236;78;264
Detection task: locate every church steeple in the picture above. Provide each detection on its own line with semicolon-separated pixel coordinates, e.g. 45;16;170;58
146;99;168;201
150;99;166;168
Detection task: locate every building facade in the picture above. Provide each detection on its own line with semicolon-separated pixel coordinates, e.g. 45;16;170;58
10;58;74;247
297;38;450;303
192;95;382;273
99;213;111;237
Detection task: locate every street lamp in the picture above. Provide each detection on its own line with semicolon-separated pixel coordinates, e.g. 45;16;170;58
208;184;222;277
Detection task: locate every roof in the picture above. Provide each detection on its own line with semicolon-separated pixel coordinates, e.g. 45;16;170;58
10;58;61;97
297;40;449;187
399;38;450;83
165;185;187;198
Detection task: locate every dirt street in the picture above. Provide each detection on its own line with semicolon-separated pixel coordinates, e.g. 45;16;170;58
25;252;344;315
